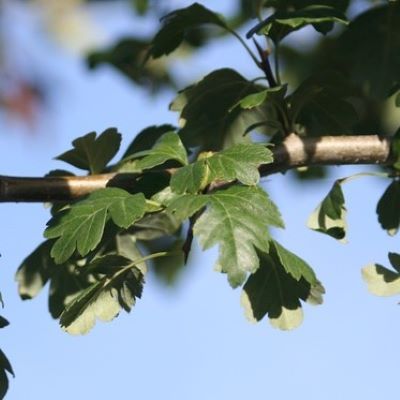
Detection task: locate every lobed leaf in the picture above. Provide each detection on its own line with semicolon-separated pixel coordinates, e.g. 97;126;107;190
247;5;348;43
170;143;273;194
129;132;188;170
376;180;400;236
193;185;284;287
45;188;147;264
308;181;347;241
149;3;228;58
60;255;144;335
241;249;323;330
56;128;121;174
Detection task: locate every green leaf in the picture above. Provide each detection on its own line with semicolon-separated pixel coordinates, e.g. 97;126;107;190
289;71;358;135
376;180;400;236
232;85;287;110
149;3;228;58
133;211;181;240
131;0;149;15
271;240;317;284
247;5;348;43
396;91;400;107
170;143;273;194
60;255;143;334
88;38;173;92
362;252;400;296
193;185;284;287
128;132;188;170
166;193;209;222
45;188;147;264
241;250;324;330
337;3;400;99
307;181;347;241
0;317;9;329
0;348;14;400
171;68;279;150
56;128;121;174
15;240;55;300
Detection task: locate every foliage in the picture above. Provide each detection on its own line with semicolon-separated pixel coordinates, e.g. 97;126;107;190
2;0;400;397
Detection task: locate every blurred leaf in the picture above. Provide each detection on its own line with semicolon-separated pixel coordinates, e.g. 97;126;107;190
0;348;14;400
56;128;121;174
170;143;273;194
88;38;173;91
45;189;147;263
241;249;323;330
171;68;279;150
232;85;287;110
193;185;284;287
337;3;400;99
128;132;188;170
0;317;8;329
376;181;400;236
362;252;400;296
149;3;228;58
308;181;347;241
131;0;149;15
59;256;144;334
133;211;181;240
289;71;358;135
246;5;348;43
15;240;55;299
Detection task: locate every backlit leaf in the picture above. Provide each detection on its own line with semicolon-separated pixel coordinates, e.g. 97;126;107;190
193;185;284;287
149;3;228;58
0;348;14;400
56;128;121;174
308;181;347;241
45;188;147;264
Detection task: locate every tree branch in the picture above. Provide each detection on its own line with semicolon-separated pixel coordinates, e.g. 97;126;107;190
0;135;393;203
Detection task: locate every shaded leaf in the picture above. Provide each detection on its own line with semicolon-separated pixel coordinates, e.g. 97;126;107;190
362;253;400;296
15;240;55;300
193;185;284;287
0;317;8;329
0;349;14;400
60;256;144;334
129;132;188;170
171;68;279;150
241;250;323;330
149;3;228;58
308;181;347;241
56;128;121;174
376;180;400;236
232;85;287;110
45;188;147;264
167;193;208;222
133;211;181;240
247;5;348;43
170;143;273;194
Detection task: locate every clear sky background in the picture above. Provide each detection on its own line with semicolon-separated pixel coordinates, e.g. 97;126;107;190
0;1;399;399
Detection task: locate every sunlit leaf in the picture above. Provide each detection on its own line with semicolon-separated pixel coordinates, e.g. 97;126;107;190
193;185;284;287
56;128;121;174
45;188;147;263
308;181;347;241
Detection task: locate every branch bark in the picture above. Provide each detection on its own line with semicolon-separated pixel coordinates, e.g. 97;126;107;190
0;135;393;203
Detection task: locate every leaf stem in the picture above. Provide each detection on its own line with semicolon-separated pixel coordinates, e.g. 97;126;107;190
274;42;282;85
228;28;262;69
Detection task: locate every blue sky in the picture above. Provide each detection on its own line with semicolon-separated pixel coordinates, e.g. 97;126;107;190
0;1;399;399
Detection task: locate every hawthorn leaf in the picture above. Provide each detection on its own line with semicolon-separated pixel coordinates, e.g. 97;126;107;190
193;185;284;287
232;85;287;110
15;240;55;300
308;181;347;241
271;240;317;284
45;188;147;264
376;180;400;236
170;68;278;150
241;250;323;330
170;143;273;194
129;132;188;170
362;253;400;297
149;3;228;58
56;128;121;174
247;5;348;43
396;92;400;107
337;3;400;98
133;211;181;240
60;256;143;334
0;348;14;400
167;193;209;221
